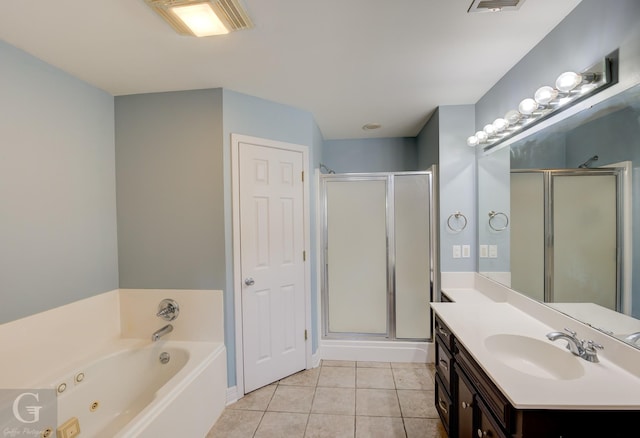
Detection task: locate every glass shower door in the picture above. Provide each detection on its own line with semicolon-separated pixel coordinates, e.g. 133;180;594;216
552;173;618;309
394;174;432;339
325;177;389;335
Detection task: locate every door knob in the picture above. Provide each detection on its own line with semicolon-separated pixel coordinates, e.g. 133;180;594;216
244;278;255;286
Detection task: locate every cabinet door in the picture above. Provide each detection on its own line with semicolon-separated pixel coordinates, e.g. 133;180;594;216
477;398;508;438
455;366;475;438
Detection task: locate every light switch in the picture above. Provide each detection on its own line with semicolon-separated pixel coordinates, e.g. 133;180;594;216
462;245;471;258
489;245;498;258
452;245;461;259
479;245;488;258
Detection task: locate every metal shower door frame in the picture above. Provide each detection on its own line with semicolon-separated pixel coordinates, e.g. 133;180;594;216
320;168;439;342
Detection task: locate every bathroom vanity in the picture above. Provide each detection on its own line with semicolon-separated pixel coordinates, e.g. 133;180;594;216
432;278;640;438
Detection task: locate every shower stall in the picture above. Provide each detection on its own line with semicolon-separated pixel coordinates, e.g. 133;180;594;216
319;170;438;352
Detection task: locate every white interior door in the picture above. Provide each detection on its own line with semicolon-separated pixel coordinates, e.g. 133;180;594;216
238;139;306;393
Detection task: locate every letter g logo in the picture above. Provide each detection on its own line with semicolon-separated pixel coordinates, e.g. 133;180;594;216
12;392;42;424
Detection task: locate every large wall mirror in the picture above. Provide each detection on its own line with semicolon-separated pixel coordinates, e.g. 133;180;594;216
478;81;640;349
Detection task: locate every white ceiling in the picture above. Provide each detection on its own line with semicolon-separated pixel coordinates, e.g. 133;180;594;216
0;0;582;140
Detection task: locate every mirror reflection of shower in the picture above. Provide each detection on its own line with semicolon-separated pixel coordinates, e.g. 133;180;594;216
319;163;335;174
578;155;599;168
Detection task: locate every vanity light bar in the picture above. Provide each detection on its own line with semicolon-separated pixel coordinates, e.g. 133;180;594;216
467;50;619;150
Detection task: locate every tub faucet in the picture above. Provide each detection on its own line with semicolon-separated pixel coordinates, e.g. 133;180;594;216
546;328;603;363
152;324;173;341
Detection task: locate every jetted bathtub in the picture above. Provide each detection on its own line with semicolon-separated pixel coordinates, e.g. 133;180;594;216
50;339;226;437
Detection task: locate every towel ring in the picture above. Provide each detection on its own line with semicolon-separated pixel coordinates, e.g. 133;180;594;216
488;211;509;232
447;211;467;233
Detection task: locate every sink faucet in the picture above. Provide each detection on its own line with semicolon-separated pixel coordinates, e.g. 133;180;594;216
152;324;173;341
624;332;640;345
546;328;603;363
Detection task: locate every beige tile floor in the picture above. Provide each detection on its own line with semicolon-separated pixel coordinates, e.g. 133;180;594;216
207;360;447;438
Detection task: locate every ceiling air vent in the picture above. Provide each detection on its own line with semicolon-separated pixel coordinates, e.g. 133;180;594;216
216;0;253;31
468;0;526;13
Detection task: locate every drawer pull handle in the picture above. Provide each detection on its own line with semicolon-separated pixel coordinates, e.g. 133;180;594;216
438;399;448;415
437;327;450;337
461;401;472;409
439;359;449;371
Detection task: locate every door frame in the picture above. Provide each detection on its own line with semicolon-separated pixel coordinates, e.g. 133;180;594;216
231;133;312;397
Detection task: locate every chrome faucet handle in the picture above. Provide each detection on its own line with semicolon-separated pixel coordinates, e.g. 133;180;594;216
588;340;603;348
582;340;604;363
564;327;577;337
157;298;180;321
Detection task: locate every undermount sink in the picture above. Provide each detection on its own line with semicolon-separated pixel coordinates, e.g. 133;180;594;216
484;334;585;380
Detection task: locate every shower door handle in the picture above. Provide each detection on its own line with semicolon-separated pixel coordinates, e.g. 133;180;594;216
244;277;255;286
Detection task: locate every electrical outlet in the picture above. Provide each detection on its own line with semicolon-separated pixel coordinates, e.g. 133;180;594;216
479;245;488;258
462;245;471;258
452;245;461;259
489;245;498;258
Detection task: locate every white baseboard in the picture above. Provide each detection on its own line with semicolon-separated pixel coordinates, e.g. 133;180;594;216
226;386;239;406
318;340;435;363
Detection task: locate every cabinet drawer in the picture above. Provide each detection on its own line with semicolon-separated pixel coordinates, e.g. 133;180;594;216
435;336;453;390
434;372;452;435
455;342;513;432
434;315;454;351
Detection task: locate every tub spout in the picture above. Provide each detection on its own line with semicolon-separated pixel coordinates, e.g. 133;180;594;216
152;324;173;341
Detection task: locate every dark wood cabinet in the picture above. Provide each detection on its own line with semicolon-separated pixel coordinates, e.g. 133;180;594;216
433;314;639;438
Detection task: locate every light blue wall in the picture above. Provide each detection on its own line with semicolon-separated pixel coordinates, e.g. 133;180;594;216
222;89;322;386
0;40;118;324
477;147;510;274
510;131;567;169
415;105;477;273
323;137;418;173
416;109;439;170
437;106;477;273
114;89;225;291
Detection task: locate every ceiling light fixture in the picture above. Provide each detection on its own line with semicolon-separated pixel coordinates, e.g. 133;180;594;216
145;0;253;37
362;123;382;131
172;3;228;36
467;50;618;150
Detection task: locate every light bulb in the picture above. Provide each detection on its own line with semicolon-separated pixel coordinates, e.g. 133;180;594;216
492;118;508;132
475;131;488;143
483;124;496;137
534;86;558;105
518;98;538;115
467;135;479;147
504;110;521;126
555;71;583;92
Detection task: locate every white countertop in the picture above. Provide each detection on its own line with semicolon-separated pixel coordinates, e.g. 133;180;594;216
432;289;640;410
